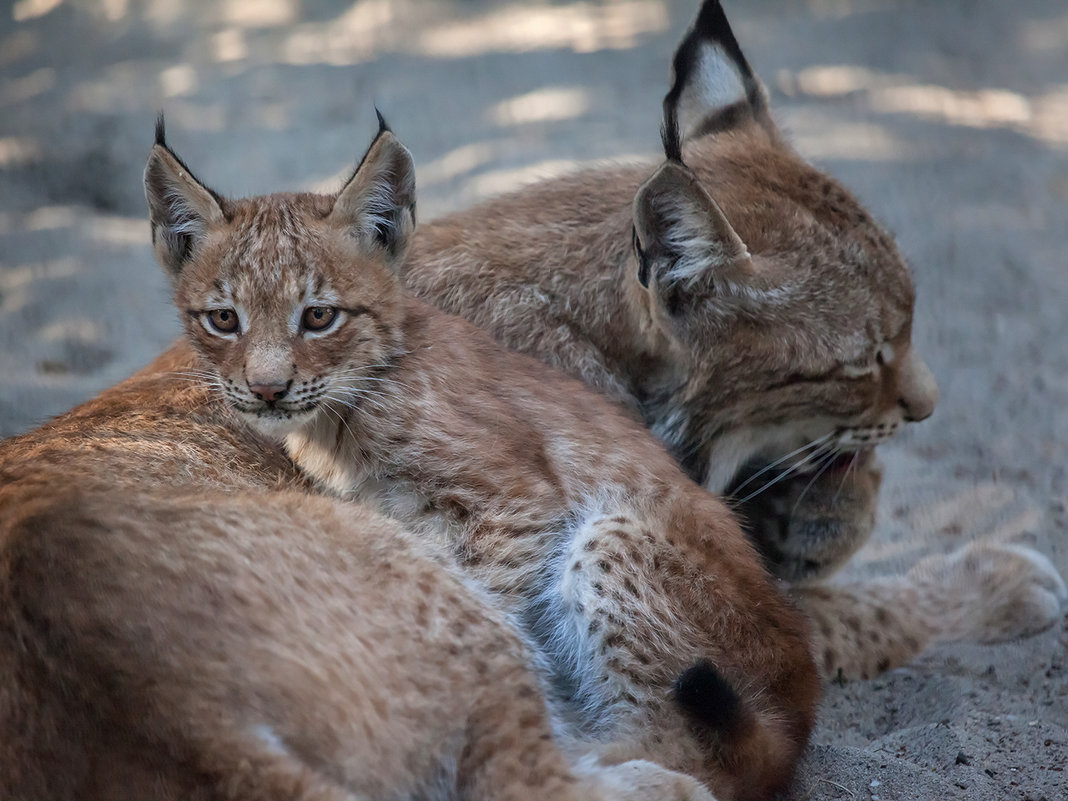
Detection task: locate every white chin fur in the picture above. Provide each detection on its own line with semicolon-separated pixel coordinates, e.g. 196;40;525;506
241;409;312;441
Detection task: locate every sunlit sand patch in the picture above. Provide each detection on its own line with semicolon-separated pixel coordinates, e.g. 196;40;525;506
219;0;295;29
417;0;668;58
0;136;42;167
159;64;197;98
488;87;592;127
781;64;1068;146
462;156;648;199
89;215;146;247
13;0;63;22
213;28;248;62
871;85;1031;130
417;142;498;188
281;0;396;66
789;116;915;161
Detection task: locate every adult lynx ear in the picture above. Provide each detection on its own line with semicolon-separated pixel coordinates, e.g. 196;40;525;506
632;160;751;311
143;115;225;279
662;0;772;154
330;113;416;264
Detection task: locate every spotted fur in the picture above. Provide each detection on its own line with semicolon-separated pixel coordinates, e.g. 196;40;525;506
150;125;819;800
0;137;719;801
402;0;1065;679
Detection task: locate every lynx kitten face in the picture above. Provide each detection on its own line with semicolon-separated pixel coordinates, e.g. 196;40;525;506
145;119;413;440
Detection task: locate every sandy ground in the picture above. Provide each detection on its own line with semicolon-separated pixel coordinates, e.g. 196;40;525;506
2;1;1067;798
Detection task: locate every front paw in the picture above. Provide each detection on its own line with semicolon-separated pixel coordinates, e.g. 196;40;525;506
592;759;718;801
731;451;883;584
910;541;1068;643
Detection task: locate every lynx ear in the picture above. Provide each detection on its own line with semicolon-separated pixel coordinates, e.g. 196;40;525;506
330;115;416;264
632;161;751;310
662;0;771;154
144;115;225;279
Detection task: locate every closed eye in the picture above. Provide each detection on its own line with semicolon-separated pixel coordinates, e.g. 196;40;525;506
840;361;875;379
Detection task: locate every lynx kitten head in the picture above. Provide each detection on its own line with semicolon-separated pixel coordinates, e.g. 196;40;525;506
630;0;938;491
144;115;415;440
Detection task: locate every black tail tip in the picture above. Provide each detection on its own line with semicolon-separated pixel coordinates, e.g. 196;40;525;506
674;660;743;732
154;112;167;147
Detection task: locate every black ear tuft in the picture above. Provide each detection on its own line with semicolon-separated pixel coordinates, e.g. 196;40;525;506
351;108;395;179
661;118;683;165
375;107;391;135
674;660;743;733
155;112;167;147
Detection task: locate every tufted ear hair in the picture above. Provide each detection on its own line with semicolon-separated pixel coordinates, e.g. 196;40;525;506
144;114;225;280
632;160;752;313
329;113;416;267
662;0;773;157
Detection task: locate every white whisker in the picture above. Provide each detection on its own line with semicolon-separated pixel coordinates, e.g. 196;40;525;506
733;441;835;506
831;451;860;506
322;404;359;446
730;432;834;496
789;450;840;516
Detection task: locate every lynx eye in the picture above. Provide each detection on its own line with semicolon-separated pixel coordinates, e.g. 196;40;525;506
302;306;338;333
205;308;240;335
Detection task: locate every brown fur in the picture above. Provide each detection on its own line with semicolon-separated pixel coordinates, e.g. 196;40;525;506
400;1;1064;678
137;122;820;801
405;93;927;541
4;4;1063;796
0;169;718;801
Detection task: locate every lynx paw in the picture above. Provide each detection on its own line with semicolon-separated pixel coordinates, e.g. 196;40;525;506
912;542;1067;644
589;759;717;801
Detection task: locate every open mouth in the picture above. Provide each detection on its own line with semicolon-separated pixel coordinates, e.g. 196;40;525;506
816;447;873;475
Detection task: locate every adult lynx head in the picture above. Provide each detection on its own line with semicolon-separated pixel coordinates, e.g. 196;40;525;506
144;114;414;440
624;1;938;490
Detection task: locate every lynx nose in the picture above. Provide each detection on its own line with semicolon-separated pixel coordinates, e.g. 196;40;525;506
249;382;291;403
897;349;938;423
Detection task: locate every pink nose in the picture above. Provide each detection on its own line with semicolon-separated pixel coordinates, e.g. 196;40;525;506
248;383;290;403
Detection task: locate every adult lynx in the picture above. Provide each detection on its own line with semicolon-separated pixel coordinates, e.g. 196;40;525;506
402;0;1067;676
405;0;936;584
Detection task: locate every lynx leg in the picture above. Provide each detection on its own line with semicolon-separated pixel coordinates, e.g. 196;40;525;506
455;673;608;801
577;757;719;801
162;731;359;801
796;541;1068;680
